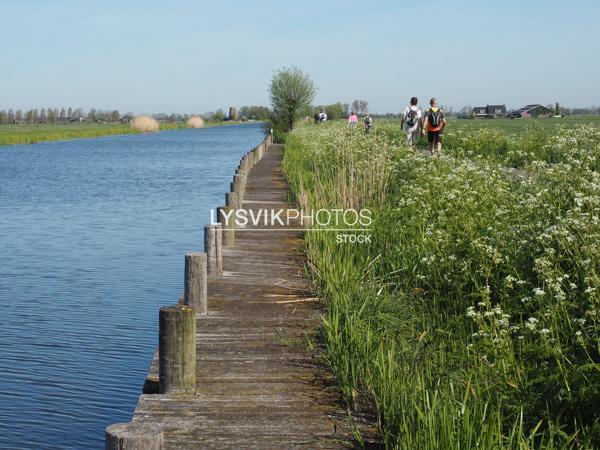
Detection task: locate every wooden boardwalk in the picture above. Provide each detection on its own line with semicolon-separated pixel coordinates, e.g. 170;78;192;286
132;144;377;449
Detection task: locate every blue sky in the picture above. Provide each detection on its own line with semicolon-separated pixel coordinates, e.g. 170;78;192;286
1;0;598;113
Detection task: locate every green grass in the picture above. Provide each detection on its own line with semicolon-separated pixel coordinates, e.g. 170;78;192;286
283;121;600;448
0;123;138;145
443;115;600;134
374;115;600;169
0;120;250;146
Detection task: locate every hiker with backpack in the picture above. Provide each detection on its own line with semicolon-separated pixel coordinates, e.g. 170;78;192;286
401;97;422;146
421;97;446;155
364;113;372;134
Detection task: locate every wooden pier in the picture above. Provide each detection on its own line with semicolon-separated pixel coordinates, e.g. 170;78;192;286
106;139;376;449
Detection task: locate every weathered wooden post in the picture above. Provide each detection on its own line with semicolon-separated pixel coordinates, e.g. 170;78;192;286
233;173;246;203
218;205;235;247
226;191;239;210
105;422;164;450
257;143;264;160
215;223;223;275
204;225;220;276
184;252;207;314
158;304;196;394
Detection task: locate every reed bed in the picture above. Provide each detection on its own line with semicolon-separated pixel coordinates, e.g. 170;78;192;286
132;115;159;133
186;116;205;128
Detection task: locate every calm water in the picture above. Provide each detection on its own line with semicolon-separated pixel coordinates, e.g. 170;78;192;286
0;123;265;450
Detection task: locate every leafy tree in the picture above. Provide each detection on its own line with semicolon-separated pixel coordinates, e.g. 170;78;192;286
0;110;6;124
8;109;15;123
213;109;225;121
269;66;316;132
320;102;347;120
48;108;56;124
239;105;270;120
111;110;120;122
26;110;34;124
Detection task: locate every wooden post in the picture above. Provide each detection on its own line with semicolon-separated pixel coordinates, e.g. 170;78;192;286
184;252;207;314
215;223;223;275
218;206;235;247
204;225;218;276
226;191;239;209
233;173;246;203
106;422;164;450
159;305;196;394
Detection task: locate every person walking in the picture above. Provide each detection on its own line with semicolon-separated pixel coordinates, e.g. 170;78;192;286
421;97;446;155
401;97;422;146
363;113;372;134
348;111;358;129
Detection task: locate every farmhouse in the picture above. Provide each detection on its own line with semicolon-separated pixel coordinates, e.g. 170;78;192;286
472;105;507;119
510;104;553;118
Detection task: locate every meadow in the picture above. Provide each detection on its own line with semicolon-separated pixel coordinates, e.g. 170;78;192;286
0;120;238;146
283;117;599;448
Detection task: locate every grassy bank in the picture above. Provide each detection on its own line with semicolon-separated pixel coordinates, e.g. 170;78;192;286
0;120;250;146
283;121;599;448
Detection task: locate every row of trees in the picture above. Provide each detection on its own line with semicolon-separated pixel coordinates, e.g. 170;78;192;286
200;106;271;122
313;100;370;120
0;107;122;125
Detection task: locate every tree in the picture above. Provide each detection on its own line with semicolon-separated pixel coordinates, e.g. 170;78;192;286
48;107;56;124
0;110;6;124
268;66;316;132
67;107;72;119
213;109;225;121
239;105;270;121
352;99;369;114
15;110;22;123
59;107;66;122
40;108;47;122
111;110;120;122
8;109;15;123
321;102;346;120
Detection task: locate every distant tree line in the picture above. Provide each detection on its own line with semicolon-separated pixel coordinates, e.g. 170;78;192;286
0;107;123;125
200;106;271;122
552;105;600;115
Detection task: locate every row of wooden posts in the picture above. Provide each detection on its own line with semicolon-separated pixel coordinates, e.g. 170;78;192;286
106;134;272;450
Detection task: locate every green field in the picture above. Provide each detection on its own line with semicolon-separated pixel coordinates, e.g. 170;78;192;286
283;118;600;448
444;115;600;133
0;120;244;146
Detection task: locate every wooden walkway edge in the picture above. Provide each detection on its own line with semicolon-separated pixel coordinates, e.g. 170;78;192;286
121;142;377;449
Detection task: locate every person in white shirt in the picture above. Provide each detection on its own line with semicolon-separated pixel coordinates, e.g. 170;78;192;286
401;97;422;146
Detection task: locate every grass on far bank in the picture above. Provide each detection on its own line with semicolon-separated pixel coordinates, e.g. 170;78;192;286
0;120;250;146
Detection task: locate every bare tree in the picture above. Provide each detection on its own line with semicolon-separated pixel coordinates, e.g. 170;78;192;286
352;100;369;114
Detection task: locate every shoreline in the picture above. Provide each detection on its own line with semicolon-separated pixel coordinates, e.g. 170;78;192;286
0;120;263;147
